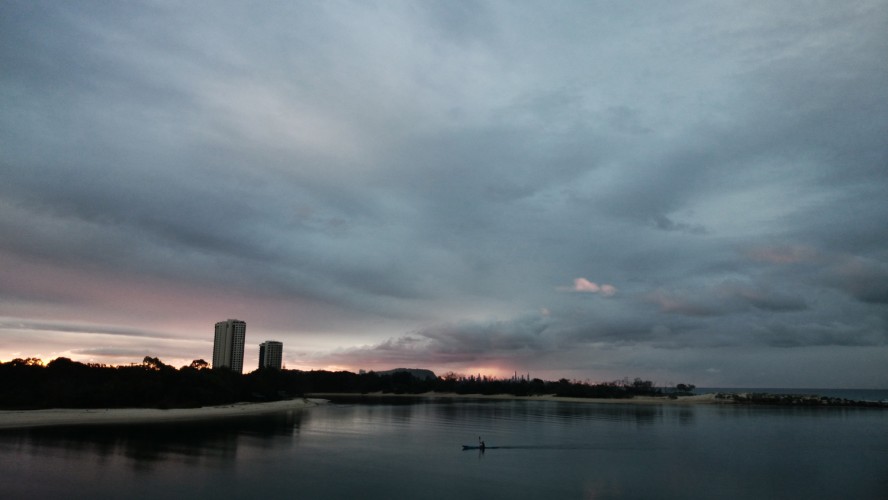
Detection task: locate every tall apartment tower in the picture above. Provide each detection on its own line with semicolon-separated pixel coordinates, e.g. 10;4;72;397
212;319;246;373
258;340;283;370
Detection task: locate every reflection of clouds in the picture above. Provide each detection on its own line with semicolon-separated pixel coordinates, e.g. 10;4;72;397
439;400;694;429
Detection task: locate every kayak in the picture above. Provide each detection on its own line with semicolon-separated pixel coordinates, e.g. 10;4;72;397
461;445;498;450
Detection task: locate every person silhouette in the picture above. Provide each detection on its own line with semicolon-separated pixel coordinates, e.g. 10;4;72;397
478;436;486;451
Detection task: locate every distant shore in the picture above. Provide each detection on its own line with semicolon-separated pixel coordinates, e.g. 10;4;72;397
309;391;887;408
307;391;724;405
0;398;326;430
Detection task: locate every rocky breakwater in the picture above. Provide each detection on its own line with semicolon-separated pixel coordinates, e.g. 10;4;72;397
714;392;888;408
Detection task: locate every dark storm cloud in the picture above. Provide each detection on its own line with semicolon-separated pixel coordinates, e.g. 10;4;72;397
1;1;887;385
820;256;888;305
418;316;551;354
755;319;888;348
319;314;554;369
652;215;708;235
649;282;807;317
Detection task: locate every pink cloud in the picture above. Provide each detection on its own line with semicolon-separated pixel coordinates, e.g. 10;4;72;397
573;278;601;293
560;278;617;296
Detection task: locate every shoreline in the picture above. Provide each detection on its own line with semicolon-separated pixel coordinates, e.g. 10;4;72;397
306;391;725;405
5;390;880;430
0;398;327;430
310;391;887;408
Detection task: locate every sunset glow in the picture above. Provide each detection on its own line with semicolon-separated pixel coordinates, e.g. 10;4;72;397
1;1;887;387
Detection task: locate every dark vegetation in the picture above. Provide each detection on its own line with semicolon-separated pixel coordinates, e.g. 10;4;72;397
9;357;880;409
0;357;687;410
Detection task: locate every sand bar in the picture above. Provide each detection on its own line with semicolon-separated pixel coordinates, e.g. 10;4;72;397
0;398;327;430
307;391;723;405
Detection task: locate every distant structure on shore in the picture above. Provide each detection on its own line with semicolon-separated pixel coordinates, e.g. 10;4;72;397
258;340;283;370
212;319;246;373
373;368;437;380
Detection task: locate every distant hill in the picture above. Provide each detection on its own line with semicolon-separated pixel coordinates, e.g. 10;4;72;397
374;368;437;381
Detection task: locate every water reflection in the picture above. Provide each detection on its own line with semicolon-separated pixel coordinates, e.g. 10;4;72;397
1;401;885;499
4;410;307;467
437;399;690;426
677;407;694;426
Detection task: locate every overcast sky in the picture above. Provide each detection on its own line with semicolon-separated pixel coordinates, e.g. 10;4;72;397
2;1;887;387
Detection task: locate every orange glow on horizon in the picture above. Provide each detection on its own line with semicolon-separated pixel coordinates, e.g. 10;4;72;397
459;366;515;379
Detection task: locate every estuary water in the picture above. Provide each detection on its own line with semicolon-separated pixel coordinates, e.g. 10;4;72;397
1;398;886;499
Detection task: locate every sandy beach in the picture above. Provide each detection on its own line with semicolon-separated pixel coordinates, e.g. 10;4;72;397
0;398;327;430
306;391;724;405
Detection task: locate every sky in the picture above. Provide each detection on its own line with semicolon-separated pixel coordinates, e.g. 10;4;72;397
1;1;887;388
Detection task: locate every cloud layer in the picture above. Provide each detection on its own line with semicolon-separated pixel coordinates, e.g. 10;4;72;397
1;1;887;387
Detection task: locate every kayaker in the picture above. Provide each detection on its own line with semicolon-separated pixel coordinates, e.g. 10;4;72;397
479;436;486;451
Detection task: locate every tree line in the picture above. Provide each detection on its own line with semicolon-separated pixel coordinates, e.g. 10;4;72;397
0;357;692;410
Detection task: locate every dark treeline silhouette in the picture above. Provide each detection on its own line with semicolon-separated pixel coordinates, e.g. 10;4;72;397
1;357;243;410
434;373;671;398
0;357;686;410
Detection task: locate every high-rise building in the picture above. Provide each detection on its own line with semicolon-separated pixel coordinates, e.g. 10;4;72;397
258;340;283;370
212;319;246;373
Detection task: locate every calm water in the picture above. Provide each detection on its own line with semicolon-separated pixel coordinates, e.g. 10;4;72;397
1;398;886;499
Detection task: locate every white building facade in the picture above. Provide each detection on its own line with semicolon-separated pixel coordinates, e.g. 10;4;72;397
258;340;283;370
212;319;246;373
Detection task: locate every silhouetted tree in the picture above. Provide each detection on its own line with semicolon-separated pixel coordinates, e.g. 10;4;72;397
189;359;209;370
9;357;43;366
142;356;171;371
675;383;696;395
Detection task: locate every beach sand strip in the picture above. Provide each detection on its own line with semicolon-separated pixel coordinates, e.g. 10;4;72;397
0;398;327;430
